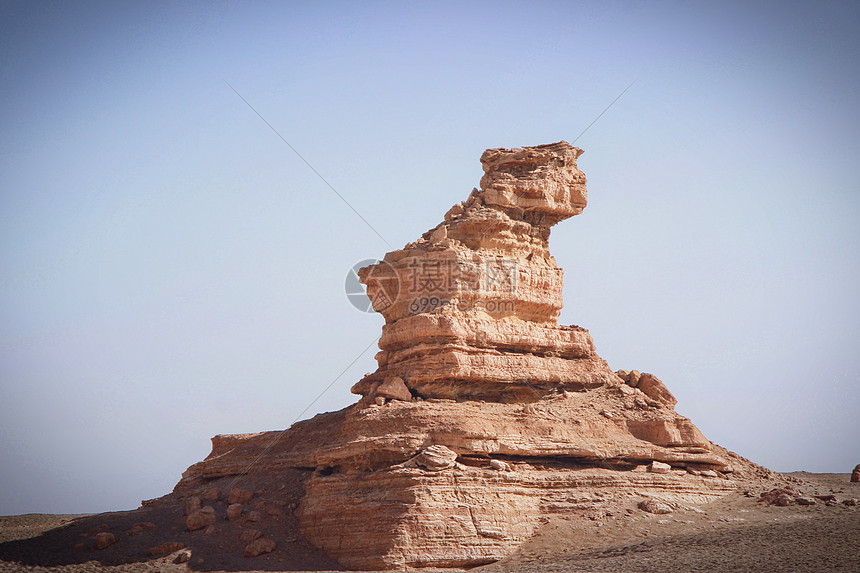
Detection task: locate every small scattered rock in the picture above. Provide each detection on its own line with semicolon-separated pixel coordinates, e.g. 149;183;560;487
375;377;412;401
258;501;286;517
186;506;217;531
761;488;797;506
247;510;263;522
429;225;448;244
174;549;192;563
203;524;218;535
851;464;860;483
243;537;276;557
227;503;243;521
184;496;201;516
636;373;678;409
489;459;511;471
150;541;185;556
126;521;157;536
648;461;671;474
465;188;480;206
228;488;253;504
444;203;464;220
85;524;109;536
842;498;858;506
639;499;674;514
628;370;641;387
240;528;262;542
94;532;117;550
415;445;458;471
795;496;816;506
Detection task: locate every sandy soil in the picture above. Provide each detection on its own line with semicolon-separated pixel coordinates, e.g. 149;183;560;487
479;472;860;573
1;473;857;573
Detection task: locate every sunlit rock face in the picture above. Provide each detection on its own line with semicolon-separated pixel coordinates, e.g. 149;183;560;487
175;142;766;571
352;142;614;402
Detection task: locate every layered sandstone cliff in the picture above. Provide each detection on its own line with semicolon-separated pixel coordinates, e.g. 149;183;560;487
171;142;769;570
351;142;614;402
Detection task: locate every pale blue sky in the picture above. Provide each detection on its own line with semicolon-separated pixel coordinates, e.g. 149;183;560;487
1;1;858;515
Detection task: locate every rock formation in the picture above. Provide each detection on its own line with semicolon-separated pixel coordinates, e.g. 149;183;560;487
351;142;609;402
161;141;777;570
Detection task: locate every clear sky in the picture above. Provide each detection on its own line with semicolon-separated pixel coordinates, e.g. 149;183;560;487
1;1;858;515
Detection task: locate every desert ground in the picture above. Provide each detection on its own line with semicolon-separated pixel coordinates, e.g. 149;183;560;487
1;472;857;573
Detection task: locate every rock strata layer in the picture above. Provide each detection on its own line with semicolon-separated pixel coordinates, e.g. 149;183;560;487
172;142;769;570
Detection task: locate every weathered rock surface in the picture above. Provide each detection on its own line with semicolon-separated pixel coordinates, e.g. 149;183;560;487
169;141;773;570
94;532;117;550
633;373;678;408
639;499;674;514
852;464;860;482
649;461;672;474
184;496;200;516
239;528;262;542
414;444;458;471
226;503;243;521
761;488;798;506
227;488;253;504
243;537;276;557
185;506;216;531
374;376;413;402
126;521;157;536
149;541;185;556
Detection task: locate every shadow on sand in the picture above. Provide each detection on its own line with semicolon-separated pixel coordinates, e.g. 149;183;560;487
0;506;344;572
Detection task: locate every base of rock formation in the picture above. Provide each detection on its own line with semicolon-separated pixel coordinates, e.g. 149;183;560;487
5;471;860;573
167;383;774;570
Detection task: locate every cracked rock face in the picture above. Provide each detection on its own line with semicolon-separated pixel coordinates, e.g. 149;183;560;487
175;141;769;570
